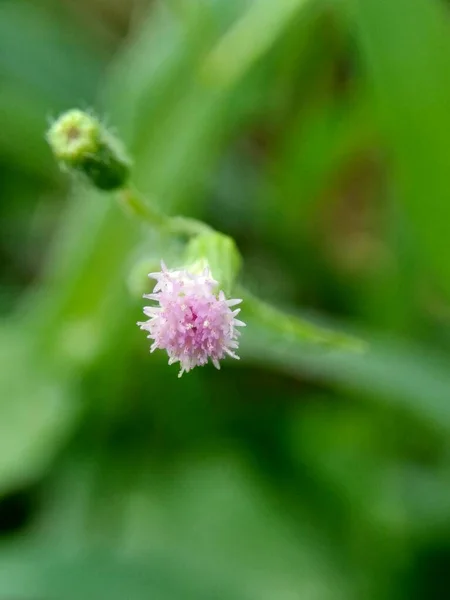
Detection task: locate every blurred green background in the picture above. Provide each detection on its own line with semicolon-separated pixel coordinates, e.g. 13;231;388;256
2;0;450;598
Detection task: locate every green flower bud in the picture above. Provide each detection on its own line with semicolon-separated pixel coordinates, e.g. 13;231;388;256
46;109;130;191
183;231;242;294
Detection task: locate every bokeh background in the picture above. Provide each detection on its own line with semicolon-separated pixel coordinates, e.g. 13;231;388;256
1;0;450;598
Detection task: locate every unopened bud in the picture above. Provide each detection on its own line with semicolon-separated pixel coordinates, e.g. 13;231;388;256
183;232;242;294
46;109;130;191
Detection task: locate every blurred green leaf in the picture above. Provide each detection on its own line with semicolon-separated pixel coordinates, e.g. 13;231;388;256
265;89;376;242
0;1;105;107
106;0;319;215
242;315;450;431
0;548;246;600
0;83;54;175
350;0;450;297
26;453;352;600
0;325;78;493
106;3;234;213
201;0;313;88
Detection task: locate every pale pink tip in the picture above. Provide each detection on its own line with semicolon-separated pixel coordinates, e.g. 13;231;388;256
138;265;245;376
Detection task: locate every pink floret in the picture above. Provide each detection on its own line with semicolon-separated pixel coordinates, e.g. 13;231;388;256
137;262;245;377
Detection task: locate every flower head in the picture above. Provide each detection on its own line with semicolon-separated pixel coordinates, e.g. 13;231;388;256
46;109;130;191
46;109;100;163
137;262;245;377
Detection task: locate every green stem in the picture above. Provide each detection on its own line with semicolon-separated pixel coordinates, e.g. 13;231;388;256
239;286;367;353
119;187;364;353
118;188;168;229
167;216;213;236
118;188;213;238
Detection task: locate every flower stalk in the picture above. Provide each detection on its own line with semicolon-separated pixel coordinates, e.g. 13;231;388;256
46;108;366;377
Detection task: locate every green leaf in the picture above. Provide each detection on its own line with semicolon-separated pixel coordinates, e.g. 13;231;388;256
201;0;313;88
349;0;450;297
0;326;78;494
0;548;243;600
21;454;352;600
0;2;105;106
242;315;450;431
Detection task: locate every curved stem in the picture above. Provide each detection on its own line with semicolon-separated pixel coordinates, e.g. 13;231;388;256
118;188;168;228
167;216;213;237
118;188;213;238
239;286;367;353
119;187;365;354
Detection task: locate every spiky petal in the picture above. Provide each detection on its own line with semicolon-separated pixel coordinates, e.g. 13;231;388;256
137;263;245;377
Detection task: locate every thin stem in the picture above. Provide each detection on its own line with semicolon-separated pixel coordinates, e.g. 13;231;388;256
118;188;213;238
118;188;168;229
119;188;365;353
239;286;367;353
167;216;213;237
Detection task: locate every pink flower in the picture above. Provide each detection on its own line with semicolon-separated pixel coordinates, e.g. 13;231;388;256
137;262;245;377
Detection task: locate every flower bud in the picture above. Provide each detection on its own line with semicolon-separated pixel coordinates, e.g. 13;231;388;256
46;109;130;191
183;232;242;294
